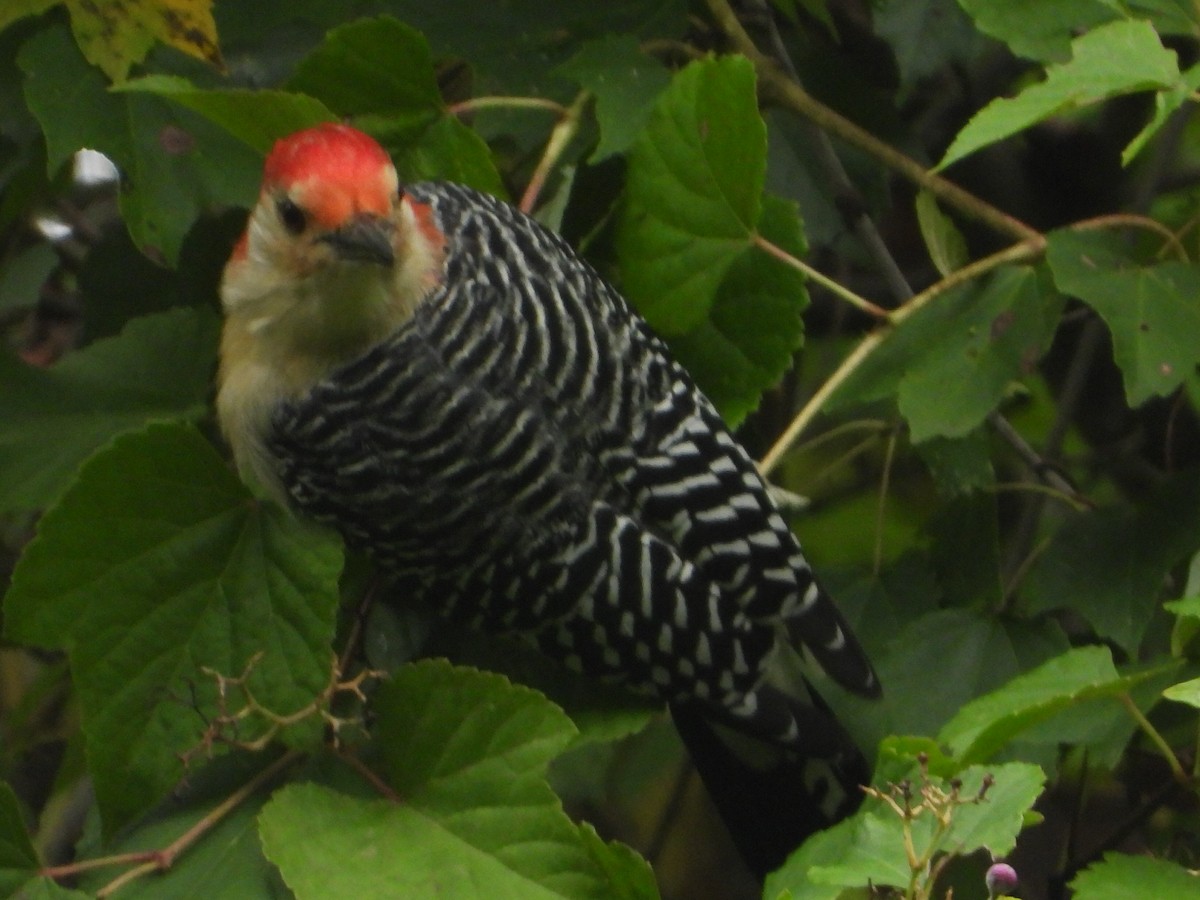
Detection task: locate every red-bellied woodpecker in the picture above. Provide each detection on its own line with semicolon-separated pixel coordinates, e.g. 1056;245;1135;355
216;122;880;875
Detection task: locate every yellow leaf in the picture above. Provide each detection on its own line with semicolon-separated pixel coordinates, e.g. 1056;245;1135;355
64;0;222;82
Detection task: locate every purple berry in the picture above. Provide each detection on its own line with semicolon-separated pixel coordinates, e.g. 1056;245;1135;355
985;862;1018;897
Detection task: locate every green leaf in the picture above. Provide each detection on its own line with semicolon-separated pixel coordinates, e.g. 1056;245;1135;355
10;878;93;899
940;763;1045;855
874;609;1068;740
915;190;968;276
876;0;982;88
1046;229;1200;404
556;35;670;161
0;782;39;895
1165;568;1200;657
288;16;442;118
19;24;261;263
1162;676;1200;708
938;20;1180;170
1123;62;1200;164
0;307;218;513
831;266;1062;443
4;423;342;833
898;267;1060;441
114;76;336;154
665;194;808;426
618;57;809;424
1023;470;1200;652
287;16;503;195
916;430;996;497
618;55;766;333
937;646;1155;763
390;0;688;97
1070;852;1200;899
955;0;1118;62
767;764;1043;897
259;661;658;899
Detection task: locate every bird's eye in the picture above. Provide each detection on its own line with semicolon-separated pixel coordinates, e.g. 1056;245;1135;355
276;198;307;235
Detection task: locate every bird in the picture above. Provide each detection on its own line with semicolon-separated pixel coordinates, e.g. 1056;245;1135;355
216;122;880;877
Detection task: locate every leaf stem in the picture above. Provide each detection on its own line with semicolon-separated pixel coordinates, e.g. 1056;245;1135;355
754;234;889;318
520;92;589;214
1069;212;1190;261
757;240;1042;475
704;0;1044;246
1118;693;1190;786
336;747;403;803
93;749;303;897
874;427;899;576
447;96;569;118
40;851;160;881
758;325;891;476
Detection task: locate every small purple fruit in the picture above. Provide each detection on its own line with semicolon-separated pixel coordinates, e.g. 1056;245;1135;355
985;862;1019;897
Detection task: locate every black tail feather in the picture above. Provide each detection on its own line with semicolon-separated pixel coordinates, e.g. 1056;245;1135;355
668;699;870;880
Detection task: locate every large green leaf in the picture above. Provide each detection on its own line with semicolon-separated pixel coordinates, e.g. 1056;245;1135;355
618;56;765;332
1022;470;1200;652
665;194;808;425
288;16;503;195
0;307;218;513
830;266;1062;443
1046;229;1200;405
873;609;1069;741
939;20;1180;169
4;423;342;833
876;0;982;88
387;0;688;96
955;0;1117;61
259;661;658;899
114;76;335;154
618;56;809;425
766;764;1044;898
1070;852;1200;899
937;646;1162;763
556;35;670;161
19;23;261;263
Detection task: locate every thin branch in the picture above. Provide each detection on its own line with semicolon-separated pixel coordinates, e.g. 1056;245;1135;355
757;240;1043;475
739;0;914;304
447;96;569;118
704;0;1043;247
92;749;303;897
874;427;899;576
1071;213;1190;261
336;747;404;803
1118;693;1190;787
758;324;891;476
520;92;589;214
987;411;1086;506
754;233;889;319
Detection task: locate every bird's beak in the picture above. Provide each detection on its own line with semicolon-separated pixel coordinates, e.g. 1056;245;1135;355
319;213;395;266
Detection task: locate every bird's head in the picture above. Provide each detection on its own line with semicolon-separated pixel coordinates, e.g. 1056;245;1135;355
217;123;444;499
219;123;443;364
242;123;398;274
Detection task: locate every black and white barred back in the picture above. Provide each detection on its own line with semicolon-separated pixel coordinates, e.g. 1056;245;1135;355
270;180;878;754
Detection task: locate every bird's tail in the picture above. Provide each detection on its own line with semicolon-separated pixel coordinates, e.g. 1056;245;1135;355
669;683;870;879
